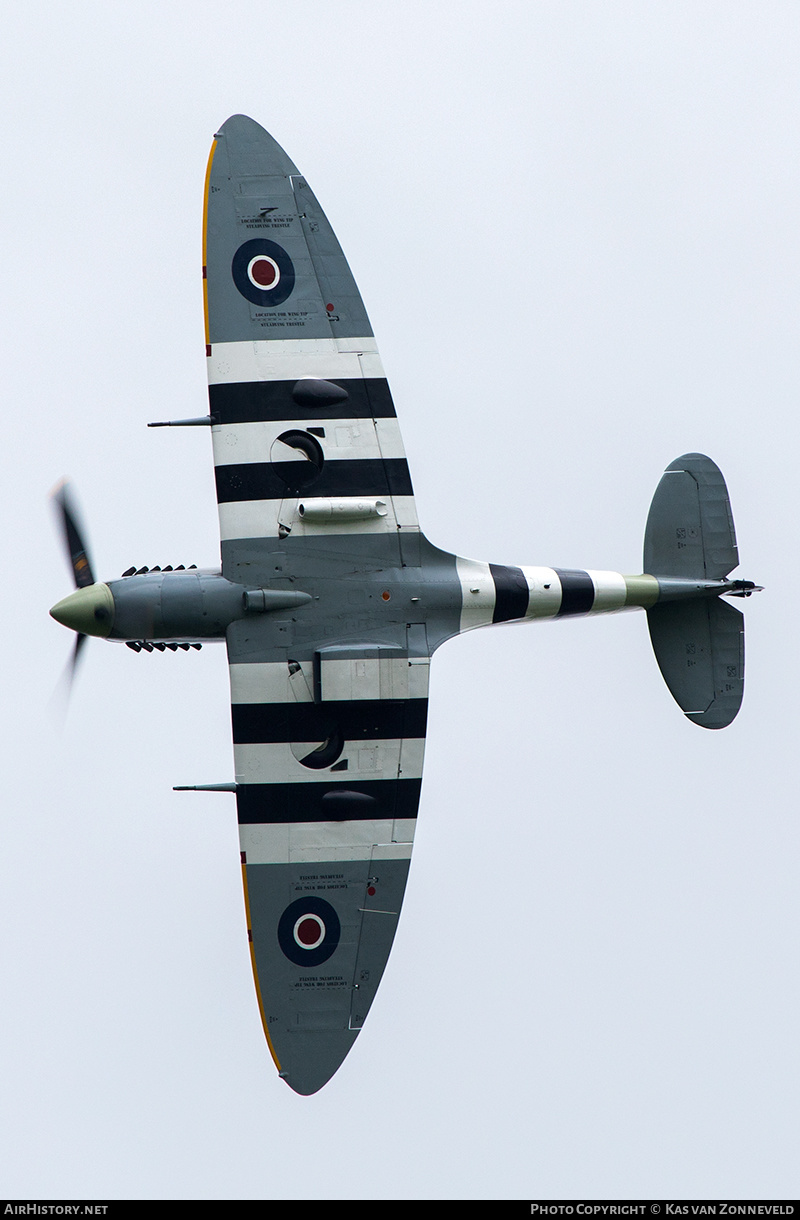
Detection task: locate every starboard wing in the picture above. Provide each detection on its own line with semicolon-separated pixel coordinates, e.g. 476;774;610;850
204;114;421;573
204;116;428;1092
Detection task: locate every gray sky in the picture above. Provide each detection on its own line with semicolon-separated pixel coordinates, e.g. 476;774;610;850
1;0;797;1200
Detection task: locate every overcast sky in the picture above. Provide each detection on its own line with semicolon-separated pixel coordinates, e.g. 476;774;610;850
1;0;797;1201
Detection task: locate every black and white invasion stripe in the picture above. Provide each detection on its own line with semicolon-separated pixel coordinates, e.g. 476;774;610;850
456;560;630;631
208;338;419;544
229;655;429;866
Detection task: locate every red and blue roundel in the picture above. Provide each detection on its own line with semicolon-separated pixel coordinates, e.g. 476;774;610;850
232;238;295;307
278;896;341;967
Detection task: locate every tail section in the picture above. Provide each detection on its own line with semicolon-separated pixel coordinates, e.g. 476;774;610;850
446;453;757;730
644;454;755;729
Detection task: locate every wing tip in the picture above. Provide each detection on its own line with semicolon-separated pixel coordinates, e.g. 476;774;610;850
213;114;300;176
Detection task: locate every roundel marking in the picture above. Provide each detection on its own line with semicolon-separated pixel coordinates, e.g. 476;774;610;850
232;238;295;307
247;254;279;289
294;914;325;950
278;896;341;967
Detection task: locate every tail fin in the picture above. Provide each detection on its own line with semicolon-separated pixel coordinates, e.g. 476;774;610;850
644;452;738;580
644;454;744;729
647;597;744;729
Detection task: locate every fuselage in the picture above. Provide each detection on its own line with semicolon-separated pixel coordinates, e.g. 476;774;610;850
51;541;711;657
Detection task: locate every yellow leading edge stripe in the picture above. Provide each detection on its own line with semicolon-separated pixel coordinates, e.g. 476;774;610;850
201;135;218;350
241;862;283;1073
207;131;280;1077
207;130;280;1076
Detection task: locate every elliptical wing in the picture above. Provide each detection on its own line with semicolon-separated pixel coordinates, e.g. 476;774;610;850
204;116;427;1092
204;114;421;573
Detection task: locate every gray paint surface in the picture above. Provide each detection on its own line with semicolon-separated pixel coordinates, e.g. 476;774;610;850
206;115;373;345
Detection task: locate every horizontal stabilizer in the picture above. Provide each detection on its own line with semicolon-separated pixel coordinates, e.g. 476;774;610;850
644;453;738;580
647;597;744;729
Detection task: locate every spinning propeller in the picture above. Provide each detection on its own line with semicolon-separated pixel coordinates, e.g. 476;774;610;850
50;482;112;698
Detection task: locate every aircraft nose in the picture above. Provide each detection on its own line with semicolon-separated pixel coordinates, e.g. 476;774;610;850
50;583;115;638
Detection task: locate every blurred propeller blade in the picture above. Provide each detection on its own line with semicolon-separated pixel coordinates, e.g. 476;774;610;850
49;631;88;722
52;481;96;589
50;482;98;718
69;631;89;683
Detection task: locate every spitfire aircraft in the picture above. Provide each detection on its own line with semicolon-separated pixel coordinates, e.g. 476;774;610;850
50;115;760;1095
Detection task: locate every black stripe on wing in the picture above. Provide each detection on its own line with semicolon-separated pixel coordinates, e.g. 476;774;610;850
232;698;428;744
216;457;413;503
209;377;397;424
236;778;423;824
